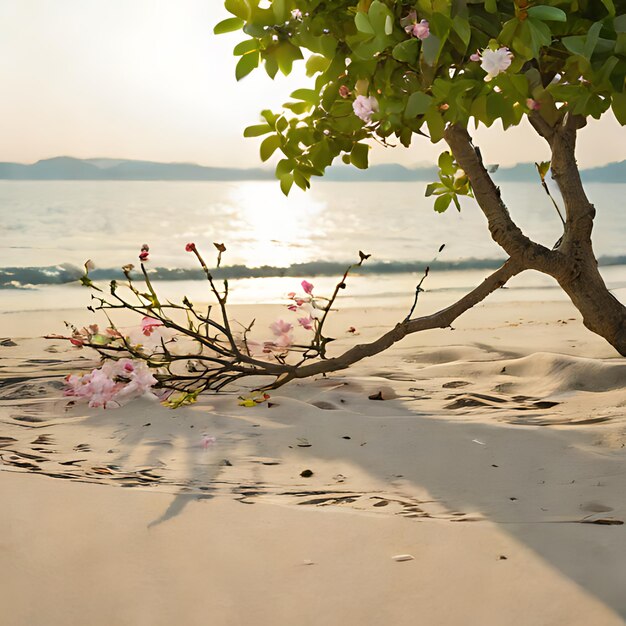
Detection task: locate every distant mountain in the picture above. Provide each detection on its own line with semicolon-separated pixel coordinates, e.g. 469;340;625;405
0;156;273;181
0;156;624;183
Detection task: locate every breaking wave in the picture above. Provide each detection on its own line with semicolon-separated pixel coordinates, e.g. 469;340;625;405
2;256;626;289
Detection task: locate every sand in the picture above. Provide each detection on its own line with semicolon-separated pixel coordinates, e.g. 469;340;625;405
1;292;626;625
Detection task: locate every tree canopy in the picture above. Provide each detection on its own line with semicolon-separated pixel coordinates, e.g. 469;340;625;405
216;0;625;203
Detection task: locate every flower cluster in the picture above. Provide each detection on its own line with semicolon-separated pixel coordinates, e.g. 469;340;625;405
287;280;323;330
54;324;122;348
64;358;158;409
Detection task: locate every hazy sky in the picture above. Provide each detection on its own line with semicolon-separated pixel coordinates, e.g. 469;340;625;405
1;0;623;168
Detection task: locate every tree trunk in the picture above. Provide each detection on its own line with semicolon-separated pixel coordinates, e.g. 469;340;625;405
445;121;626;357
555;246;626;355
546;117;626;355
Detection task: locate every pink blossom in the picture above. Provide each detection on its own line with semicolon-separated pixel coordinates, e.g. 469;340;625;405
64;358;158;409
470;50;481;62
139;250;149;262
185;242;196;252
526;98;541;111
270;319;293;336
301;280;314;294
410;19;429;40
298;316;314;330
401;11;429;40
339;85;351;99
141;316;163;337
287;304;298;312
201;435;217;450
352;95;379;123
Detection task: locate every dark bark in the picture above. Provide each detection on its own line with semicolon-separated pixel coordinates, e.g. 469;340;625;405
531;114;626;354
445;118;626;356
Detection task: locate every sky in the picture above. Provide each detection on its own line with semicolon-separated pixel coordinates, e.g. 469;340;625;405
0;0;623;169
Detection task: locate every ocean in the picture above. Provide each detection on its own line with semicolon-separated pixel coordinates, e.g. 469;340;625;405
1;179;625;313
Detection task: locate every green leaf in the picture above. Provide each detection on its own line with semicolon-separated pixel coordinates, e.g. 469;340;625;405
425;182;442;197
434;194;452;213
425;109;445;143
275;159;294;178
562;35;585;57
260;135;281;162
224;0;249;20
601;0;615;16
273;42;304;76
526;6;566;22
235;51;259;81
584;22;603;59
535;160;551;182
421;33;443;66
405;92;433;117
438;151;455;176
452;15;471;48
355;12;374;35
611;92;626;124
615;14;626;33
233;39;258;56
484;0;497;14
368;1;392;37
279;173;294;196
306;54;330;76
290;88;319;104
214;17;245;34
392;39;419;63
350;143;370;169
243;124;272;137
526;18;552;57
293;169;310;190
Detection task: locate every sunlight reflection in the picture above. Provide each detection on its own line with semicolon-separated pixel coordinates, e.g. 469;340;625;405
225;181;324;267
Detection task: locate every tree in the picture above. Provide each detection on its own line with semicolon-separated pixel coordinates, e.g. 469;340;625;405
216;0;626;355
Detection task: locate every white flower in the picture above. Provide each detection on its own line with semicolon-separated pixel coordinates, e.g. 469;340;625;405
352;95;379;123
479;47;513;81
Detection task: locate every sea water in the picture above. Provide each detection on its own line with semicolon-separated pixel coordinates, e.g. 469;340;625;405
1;180;625;312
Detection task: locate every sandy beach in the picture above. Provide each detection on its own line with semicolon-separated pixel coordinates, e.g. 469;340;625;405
1;292;625;626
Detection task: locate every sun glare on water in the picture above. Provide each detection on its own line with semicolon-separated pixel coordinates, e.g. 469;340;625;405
225;181;324;268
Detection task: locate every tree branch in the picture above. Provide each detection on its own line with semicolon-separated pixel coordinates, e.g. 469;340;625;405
444;124;556;272
529;112;595;247
276;258;523;383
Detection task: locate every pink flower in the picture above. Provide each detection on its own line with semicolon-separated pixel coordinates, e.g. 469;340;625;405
287;304;298;312
141;316;163;337
353;95;379;123
201;435;216;450
401;11;430;40
298;317;314;330
301;280;314;295
64;359;158;409
185;242;196;252
526;98;541;111
139;250;149;262
470;50;481;62
270;319;293;336
410;19;429;40
339;85;351;99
